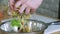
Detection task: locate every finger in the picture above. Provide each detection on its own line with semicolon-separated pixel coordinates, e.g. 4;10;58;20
19;4;26;14
30;9;36;14
10;4;15;10
9;0;15;10
25;7;31;14
15;1;22;9
10;0;15;4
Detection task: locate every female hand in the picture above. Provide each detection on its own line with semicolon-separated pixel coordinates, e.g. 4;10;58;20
9;0;43;14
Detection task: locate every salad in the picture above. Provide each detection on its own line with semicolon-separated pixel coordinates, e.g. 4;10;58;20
10;10;31;32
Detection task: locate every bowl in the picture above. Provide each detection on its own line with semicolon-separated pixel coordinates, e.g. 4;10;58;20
0;19;46;34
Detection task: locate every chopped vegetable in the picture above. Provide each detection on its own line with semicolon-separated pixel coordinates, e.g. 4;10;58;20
10;8;31;32
11;19;21;27
25;26;30;32
12;11;19;17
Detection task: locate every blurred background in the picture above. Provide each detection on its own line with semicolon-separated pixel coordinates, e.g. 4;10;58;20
36;0;59;19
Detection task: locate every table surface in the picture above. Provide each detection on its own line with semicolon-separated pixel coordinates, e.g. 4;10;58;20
44;25;60;34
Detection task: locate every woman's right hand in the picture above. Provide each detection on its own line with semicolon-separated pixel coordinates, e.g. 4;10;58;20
9;0;15;10
9;0;43;14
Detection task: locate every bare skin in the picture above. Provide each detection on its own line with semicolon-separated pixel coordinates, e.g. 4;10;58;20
9;0;43;14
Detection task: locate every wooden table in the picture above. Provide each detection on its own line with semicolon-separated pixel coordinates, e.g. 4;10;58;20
51;31;60;34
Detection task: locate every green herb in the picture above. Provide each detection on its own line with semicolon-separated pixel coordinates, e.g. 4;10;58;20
11;19;21;27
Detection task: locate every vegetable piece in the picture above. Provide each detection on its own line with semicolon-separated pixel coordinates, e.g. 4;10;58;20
12;11;19;17
23;13;31;19
25;26;30;32
26;14;31;19
11;19;21;27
